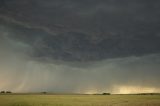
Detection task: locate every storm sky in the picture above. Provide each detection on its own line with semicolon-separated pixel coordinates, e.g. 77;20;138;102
0;0;160;94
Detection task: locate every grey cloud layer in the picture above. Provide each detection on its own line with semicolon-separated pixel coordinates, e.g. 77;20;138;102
1;0;160;61
0;17;160;61
1;1;160;61
0;0;160;93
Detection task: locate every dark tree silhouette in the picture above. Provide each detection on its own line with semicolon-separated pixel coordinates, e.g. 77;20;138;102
102;93;111;95
6;91;12;93
0;91;5;93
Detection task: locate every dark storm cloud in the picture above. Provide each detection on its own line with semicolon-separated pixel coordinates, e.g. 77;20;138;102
1;0;160;61
0;0;160;61
0;0;160;93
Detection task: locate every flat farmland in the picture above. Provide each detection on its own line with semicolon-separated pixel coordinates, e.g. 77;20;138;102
0;94;160;106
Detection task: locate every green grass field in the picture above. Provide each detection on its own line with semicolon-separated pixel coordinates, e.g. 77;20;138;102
0;94;160;106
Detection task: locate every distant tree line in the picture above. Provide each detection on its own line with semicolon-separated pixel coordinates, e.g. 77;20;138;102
0;91;12;94
93;93;111;95
137;93;160;95
41;92;47;94
102;93;111;95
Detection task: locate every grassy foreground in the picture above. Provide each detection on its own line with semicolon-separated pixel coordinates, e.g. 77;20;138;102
0;94;160;106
